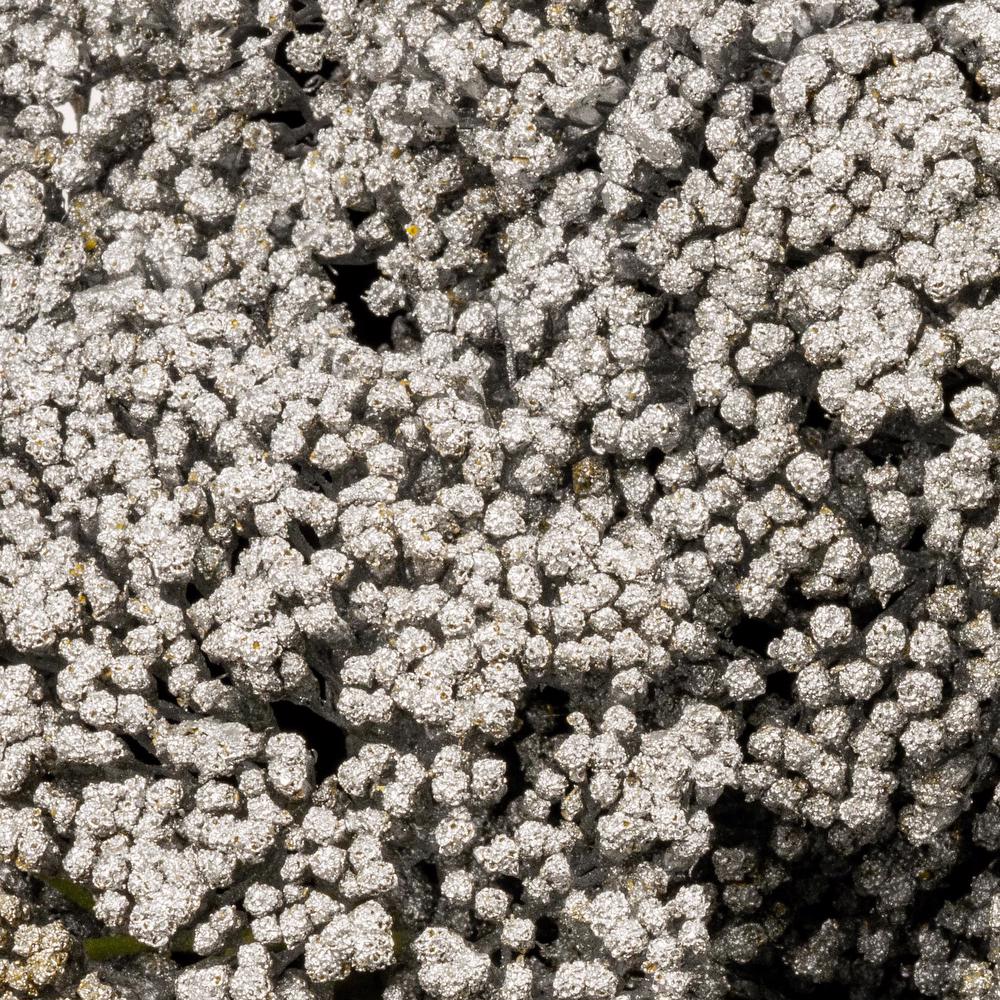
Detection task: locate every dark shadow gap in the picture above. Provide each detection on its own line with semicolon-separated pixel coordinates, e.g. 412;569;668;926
730;617;781;657
298;521;321;551
535;915;559;944
902;524;926;553
335;969;393;1000
752;90;774;117
803;398;832;432
229;534;250;572
767;668;796;700
122;733;160;767
249;107;310;133
413;858;441;909
270;700;347;783
325;261;398;350
526;686;573;738
491;734;528;817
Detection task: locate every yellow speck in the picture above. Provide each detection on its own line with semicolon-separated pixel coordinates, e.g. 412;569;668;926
405;224;420;238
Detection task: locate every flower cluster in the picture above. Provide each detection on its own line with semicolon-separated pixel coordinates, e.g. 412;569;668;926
1;0;1000;998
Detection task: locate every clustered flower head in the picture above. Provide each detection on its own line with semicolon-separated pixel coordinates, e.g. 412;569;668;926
2;0;1000;997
